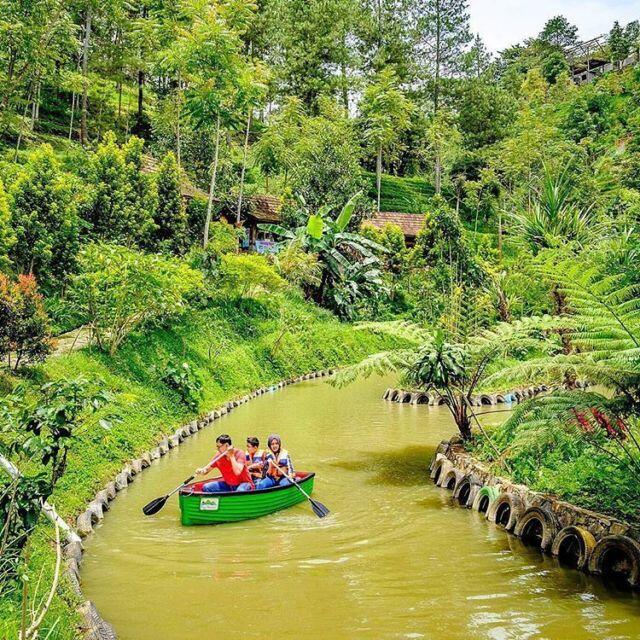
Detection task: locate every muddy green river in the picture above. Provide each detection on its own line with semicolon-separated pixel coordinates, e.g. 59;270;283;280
81;376;640;639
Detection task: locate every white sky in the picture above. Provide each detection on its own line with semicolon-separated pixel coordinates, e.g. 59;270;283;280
469;0;640;52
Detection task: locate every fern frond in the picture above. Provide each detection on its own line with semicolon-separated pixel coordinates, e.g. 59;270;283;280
331;349;417;387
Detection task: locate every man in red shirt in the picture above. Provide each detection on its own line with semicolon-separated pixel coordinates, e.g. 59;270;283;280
196;434;255;492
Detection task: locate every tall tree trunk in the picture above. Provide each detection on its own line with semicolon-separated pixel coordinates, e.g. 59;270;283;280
203;114;221;248
137;69;144;124
340;59;349;113
433;0;442;193
340;30;349;113
434;0;441;113
80;8;92;147
68;92;76;141
175;77;181;168
14;84;33;160
376;144;382;212
236;110;252;225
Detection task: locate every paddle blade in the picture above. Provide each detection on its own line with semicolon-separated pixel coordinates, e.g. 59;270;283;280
310;499;330;518
142;495;168;516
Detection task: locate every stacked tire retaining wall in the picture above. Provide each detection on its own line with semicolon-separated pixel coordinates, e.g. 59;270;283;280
63;369;335;640
383;385;556;406
430;439;640;588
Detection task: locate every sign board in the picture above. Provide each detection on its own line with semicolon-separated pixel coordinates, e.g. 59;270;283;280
199;497;219;511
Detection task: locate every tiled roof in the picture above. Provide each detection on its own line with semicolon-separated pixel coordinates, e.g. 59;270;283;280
366;212;425;238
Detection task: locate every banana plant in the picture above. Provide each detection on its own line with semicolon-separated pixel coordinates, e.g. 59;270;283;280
260;193;388;306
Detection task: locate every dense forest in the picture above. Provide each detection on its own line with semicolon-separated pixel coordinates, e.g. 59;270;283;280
2;0;640;637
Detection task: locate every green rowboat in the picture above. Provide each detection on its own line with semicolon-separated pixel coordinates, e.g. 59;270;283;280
178;472;315;525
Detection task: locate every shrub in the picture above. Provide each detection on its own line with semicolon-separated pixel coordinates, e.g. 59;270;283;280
159;360;203;411
218;253;285;298
0;273;52;370
9;145;80;291
71;244;204;354
0;179;14;272
155;151;188;254
81;133;156;248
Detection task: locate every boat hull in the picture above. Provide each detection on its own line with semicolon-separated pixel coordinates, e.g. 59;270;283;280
179;473;315;525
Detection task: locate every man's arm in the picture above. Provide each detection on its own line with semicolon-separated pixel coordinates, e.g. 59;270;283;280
196;456;220;475
230;450;246;476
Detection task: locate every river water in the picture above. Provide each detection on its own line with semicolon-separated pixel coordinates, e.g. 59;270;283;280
80;376;640;639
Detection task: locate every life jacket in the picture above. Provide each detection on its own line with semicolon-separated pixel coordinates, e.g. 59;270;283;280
246;449;265;479
265;449;293;478
245;449;265;464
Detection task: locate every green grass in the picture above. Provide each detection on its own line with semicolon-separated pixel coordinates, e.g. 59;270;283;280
365;172;436;213
0;292;400;639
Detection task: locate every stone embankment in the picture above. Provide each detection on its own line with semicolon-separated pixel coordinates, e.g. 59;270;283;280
430;439;640;589
63;369;334;640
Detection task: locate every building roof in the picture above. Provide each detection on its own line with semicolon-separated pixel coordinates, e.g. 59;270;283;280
141;154;208;200
366;212;425;238
245;194;282;223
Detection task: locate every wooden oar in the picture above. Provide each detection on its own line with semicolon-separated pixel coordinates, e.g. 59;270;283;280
268;459;330;518
142;451;226;516
142;475;195;516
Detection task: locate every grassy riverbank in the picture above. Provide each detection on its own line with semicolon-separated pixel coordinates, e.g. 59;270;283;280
0;292;398;639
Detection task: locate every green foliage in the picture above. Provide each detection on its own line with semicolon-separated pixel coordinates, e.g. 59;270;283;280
336;314;559;438
364;173;435;213
288;100;367;213
159;360;202;411
8;145;80;291
218;253;285;298
71;244;204;355
538;15;578;49
270;241;321;291
83;133;152;246
609;21;630;63
0;377;110;583
360;68;413;174
412;195;484;289
455;80;516;149
541;51;569;84
508;168;601;254
154;151;187;254
0;274;52;371
263;194;387;315
0;180;14;272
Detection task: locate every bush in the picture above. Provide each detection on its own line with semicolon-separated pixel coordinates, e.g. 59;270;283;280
0;180;14;272
9;145;80;291
218;253;285;298
154;151;188;254
83;132;155;245
0;274;52;370
159;360;203;411
71;244;204;354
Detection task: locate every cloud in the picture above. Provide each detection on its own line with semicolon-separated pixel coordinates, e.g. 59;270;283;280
468;0;640;52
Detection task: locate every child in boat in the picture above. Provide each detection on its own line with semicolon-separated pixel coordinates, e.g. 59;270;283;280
245;436;265;485
256;434;293;490
196;434;255;492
